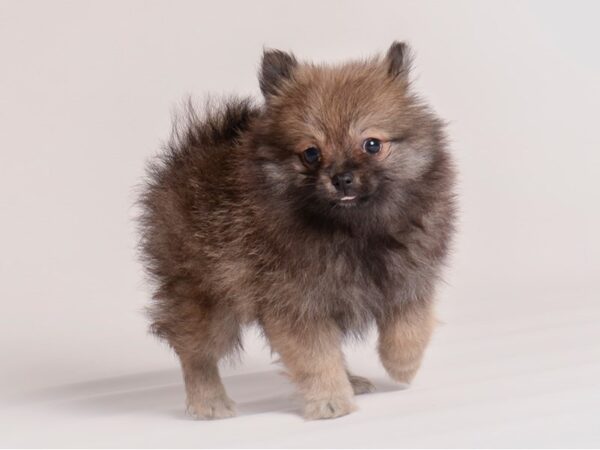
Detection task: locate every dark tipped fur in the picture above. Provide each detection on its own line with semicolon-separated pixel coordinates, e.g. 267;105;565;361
138;43;457;420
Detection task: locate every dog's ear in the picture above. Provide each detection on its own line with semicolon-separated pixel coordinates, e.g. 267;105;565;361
385;41;413;81
259;49;298;98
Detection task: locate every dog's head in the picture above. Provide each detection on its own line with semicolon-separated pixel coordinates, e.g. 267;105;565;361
251;42;444;230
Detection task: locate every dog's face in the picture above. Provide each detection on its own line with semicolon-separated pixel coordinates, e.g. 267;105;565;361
253;42;442;228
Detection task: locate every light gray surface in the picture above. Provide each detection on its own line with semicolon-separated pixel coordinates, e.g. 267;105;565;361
1;1;599;447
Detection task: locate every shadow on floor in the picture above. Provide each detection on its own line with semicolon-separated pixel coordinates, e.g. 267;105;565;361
12;368;401;419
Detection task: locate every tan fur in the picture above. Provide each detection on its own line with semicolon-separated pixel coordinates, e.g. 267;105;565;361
378;303;436;384
263;318;356;419
347;371;376;395
180;353;236;419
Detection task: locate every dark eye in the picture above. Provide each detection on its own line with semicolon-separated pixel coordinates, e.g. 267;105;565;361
302;147;321;165
363;138;381;154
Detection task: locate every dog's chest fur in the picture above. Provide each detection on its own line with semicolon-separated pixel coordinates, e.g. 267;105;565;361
215;223;425;332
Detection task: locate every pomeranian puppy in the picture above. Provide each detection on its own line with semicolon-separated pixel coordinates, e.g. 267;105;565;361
138;42;456;420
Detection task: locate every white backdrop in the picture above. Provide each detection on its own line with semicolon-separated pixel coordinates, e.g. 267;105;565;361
1;0;599;447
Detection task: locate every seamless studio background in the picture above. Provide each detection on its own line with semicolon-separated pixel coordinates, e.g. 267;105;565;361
1;0;599;448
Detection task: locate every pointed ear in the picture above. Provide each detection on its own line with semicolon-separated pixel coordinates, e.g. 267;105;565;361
385;41;413;80
259;49;298;98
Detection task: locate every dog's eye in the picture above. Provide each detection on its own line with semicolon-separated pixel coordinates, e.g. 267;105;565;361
302;147;321;165
363;138;382;154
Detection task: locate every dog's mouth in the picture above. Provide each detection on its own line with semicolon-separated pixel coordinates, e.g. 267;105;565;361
332;194;370;208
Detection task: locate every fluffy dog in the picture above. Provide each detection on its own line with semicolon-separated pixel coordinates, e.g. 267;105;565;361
138;42;456;420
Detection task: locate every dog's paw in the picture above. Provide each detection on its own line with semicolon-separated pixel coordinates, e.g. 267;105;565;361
186;394;236;420
303;395;356;420
382;359;421;385
348;374;375;395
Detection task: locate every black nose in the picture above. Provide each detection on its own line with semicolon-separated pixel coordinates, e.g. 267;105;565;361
331;171;354;192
